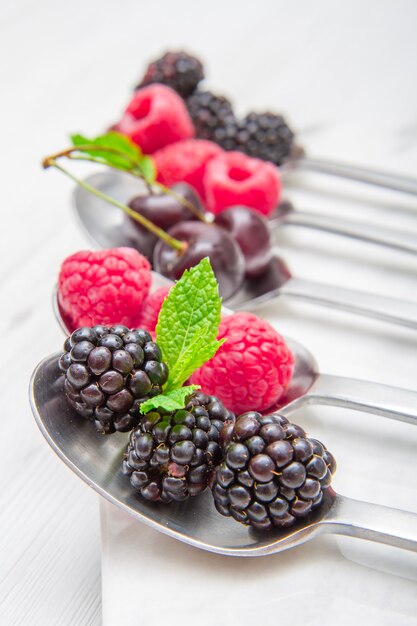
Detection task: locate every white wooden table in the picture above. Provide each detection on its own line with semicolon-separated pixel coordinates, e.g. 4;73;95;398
1;0;417;624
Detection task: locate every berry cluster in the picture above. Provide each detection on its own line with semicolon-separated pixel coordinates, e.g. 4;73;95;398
135;50;295;166
60;325;168;434
58;248;151;332
136;51;204;98
122;392;234;502
211;412;336;530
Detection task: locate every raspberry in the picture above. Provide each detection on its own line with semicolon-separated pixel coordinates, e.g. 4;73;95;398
137;51;204;98
122;391;235;502
190;313;294;414
58;248;151;332
137;285;171;334
153;139;223;201
203;151;281;216
211;412;336;531
59;325;168;434
115;84;194;154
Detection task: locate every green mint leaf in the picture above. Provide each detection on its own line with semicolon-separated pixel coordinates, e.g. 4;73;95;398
140;385;200;414
156;258;224;392
70;132;155;183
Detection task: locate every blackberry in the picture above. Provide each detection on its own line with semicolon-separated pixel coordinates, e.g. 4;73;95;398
59;325;169;435
186;90;239;150
211;412;336;531
232;112;295;166
137;51;204;98
122;392;235;503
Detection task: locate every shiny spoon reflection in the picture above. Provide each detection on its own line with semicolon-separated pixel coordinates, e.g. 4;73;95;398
30;353;417;556
73;171;417;329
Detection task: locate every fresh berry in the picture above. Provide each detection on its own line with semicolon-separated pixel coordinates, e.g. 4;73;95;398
127;182;204;260
215;206;272;277
122;391;235;502
153;139;222;201
203;151;281;216
190;313;294;414
59;325;169;434
153;221;245;301
232;112;295;166
137;51;204;98
211;412;336;530
137;285;172;334
115;84;194;154
186;90;238;149
58;248;152;332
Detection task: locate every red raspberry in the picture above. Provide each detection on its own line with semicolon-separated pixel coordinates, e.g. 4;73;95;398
115;84;194;154
58;248;151;332
203;151;281;216
153;139;223;200
190;312;294;414
137;285;172;334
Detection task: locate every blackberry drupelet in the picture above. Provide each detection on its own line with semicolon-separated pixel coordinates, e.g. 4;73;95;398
122;392;235;503
137;51;204;98
186;90;239;150
211;412;336;531
59;325;169;435
232;112;295;166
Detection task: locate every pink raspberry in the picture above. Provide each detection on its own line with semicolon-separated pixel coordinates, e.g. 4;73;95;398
153;139;223;200
58;248;151;332
203;151;281;216
137;285;172;334
190;312;294;414
115;84;194;154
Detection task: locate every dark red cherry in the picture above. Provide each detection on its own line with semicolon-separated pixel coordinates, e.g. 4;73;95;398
214;206;272;277
153;221;245;300
126;183;205;260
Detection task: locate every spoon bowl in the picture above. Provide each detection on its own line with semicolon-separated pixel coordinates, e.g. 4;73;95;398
72;170;417;327
29;353;417;556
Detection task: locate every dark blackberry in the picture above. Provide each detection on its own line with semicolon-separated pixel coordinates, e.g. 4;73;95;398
136;51;204;98
122;392;235;503
232;112;295;166
211;412;336;531
59;325;169;435
186;90;239;150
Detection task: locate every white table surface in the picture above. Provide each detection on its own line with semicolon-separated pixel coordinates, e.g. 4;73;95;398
1;0;417;624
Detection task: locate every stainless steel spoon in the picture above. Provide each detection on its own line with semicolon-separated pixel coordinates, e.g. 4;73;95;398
270;201;417;255
73;171;417;328
283;152;417;197
29;353;417;556
53;281;417;427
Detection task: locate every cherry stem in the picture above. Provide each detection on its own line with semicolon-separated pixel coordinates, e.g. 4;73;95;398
43;157;187;253
44;145;209;222
153;182;209;222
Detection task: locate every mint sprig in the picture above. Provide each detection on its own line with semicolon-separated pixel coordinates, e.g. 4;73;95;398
156;258;225;393
70;131;156;183
140;385;201;414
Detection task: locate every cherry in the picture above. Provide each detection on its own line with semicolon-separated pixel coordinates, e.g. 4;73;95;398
214;206;272;278
153;221;245;300
126;183;205;260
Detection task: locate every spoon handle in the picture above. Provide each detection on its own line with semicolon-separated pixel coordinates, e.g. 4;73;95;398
324;494;417;552
276;210;417;255
281;373;417;425
290;156;417;196
279;277;417;329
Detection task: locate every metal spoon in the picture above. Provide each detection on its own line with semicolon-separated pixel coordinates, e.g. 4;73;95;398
73;171;417;329
283;152;417;197
53;282;417;426
270;201;417;255
29;353;417;556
